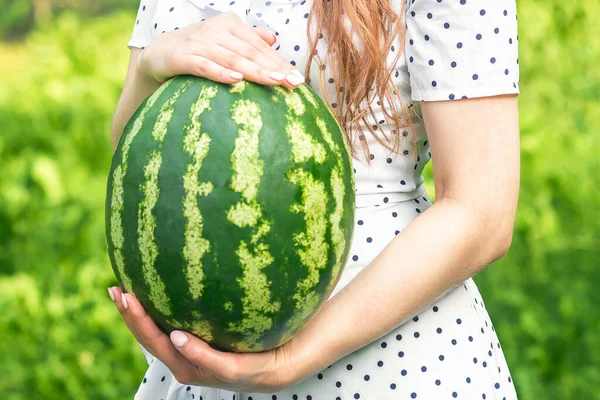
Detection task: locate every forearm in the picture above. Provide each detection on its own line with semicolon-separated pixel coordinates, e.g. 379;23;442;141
287;198;511;385
111;51;161;153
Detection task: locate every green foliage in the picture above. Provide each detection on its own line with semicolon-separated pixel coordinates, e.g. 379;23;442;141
0;1;33;39
0;1;598;399
470;1;600;399
0;12;148;399
0;0;139;40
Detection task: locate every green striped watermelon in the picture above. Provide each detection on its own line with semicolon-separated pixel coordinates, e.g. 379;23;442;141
105;75;355;353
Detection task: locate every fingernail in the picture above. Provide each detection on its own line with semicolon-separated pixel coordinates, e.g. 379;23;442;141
269;71;286;81
269;32;277;42
121;293;128;310
290;69;304;79
230;71;243;80
171;331;189;347
286;73;304;86
108;288;115;302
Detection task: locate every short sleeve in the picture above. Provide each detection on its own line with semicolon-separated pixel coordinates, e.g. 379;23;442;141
404;0;520;102
127;0;158;49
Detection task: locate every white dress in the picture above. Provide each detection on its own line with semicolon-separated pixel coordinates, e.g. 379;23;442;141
127;0;521;399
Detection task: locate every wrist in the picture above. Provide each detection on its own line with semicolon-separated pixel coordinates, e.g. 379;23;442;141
137;46;170;85
283;308;338;386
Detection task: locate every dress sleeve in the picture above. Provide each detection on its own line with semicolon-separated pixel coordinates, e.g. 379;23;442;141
127;0;159;49
404;0;520;102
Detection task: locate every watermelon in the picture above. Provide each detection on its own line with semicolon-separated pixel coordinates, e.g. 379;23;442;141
105;75;355;353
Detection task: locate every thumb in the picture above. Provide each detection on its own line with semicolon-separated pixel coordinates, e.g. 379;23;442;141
170;330;223;368
170;330;236;381
252;26;277;46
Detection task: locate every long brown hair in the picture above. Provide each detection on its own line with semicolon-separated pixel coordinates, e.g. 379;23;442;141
302;0;419;165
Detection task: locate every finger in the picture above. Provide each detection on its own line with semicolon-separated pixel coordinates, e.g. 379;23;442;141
121;291;197;367
171;53;246;85
120;290;210;383
227;24;304;88
170;330;243;384
251;26;277;47
192;41;288;86
214;33;282;73
111;286;145;347
229;23;287;69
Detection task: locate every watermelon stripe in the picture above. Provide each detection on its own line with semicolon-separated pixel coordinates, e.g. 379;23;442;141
276;88;331;310
316;117;347;291
109;80;172;293
168;312;215;343
181;84;218;301
226;97;279;351
229;79;247;94
138;81;190;316
229;99;265;201
287;168;329;300
297;83;319;109
286;119;327;163
277;88;328;164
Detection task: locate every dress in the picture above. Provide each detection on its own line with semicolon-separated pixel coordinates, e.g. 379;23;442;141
126;0;521;399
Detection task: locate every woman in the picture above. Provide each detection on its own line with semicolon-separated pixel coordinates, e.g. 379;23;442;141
107;0;521;398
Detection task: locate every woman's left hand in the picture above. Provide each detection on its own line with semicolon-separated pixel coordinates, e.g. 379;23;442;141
108;286;298;393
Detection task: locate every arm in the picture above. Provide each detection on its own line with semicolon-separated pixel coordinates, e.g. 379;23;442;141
286;93;521;385
111;48;162;153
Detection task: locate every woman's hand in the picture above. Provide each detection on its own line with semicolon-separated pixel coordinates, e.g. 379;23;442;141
137;11;304;89
108;286;300;393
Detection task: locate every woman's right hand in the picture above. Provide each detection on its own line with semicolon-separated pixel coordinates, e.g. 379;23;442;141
137;11;305;89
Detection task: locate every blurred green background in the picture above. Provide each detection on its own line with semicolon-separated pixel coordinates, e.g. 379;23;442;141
0;0;598;399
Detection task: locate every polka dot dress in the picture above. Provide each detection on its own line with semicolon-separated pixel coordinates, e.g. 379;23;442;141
128;1;520;399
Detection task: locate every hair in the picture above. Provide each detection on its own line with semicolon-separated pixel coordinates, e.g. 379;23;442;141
302;0;420;165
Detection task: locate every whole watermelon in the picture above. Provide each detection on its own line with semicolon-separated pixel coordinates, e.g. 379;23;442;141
105;75;355;353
